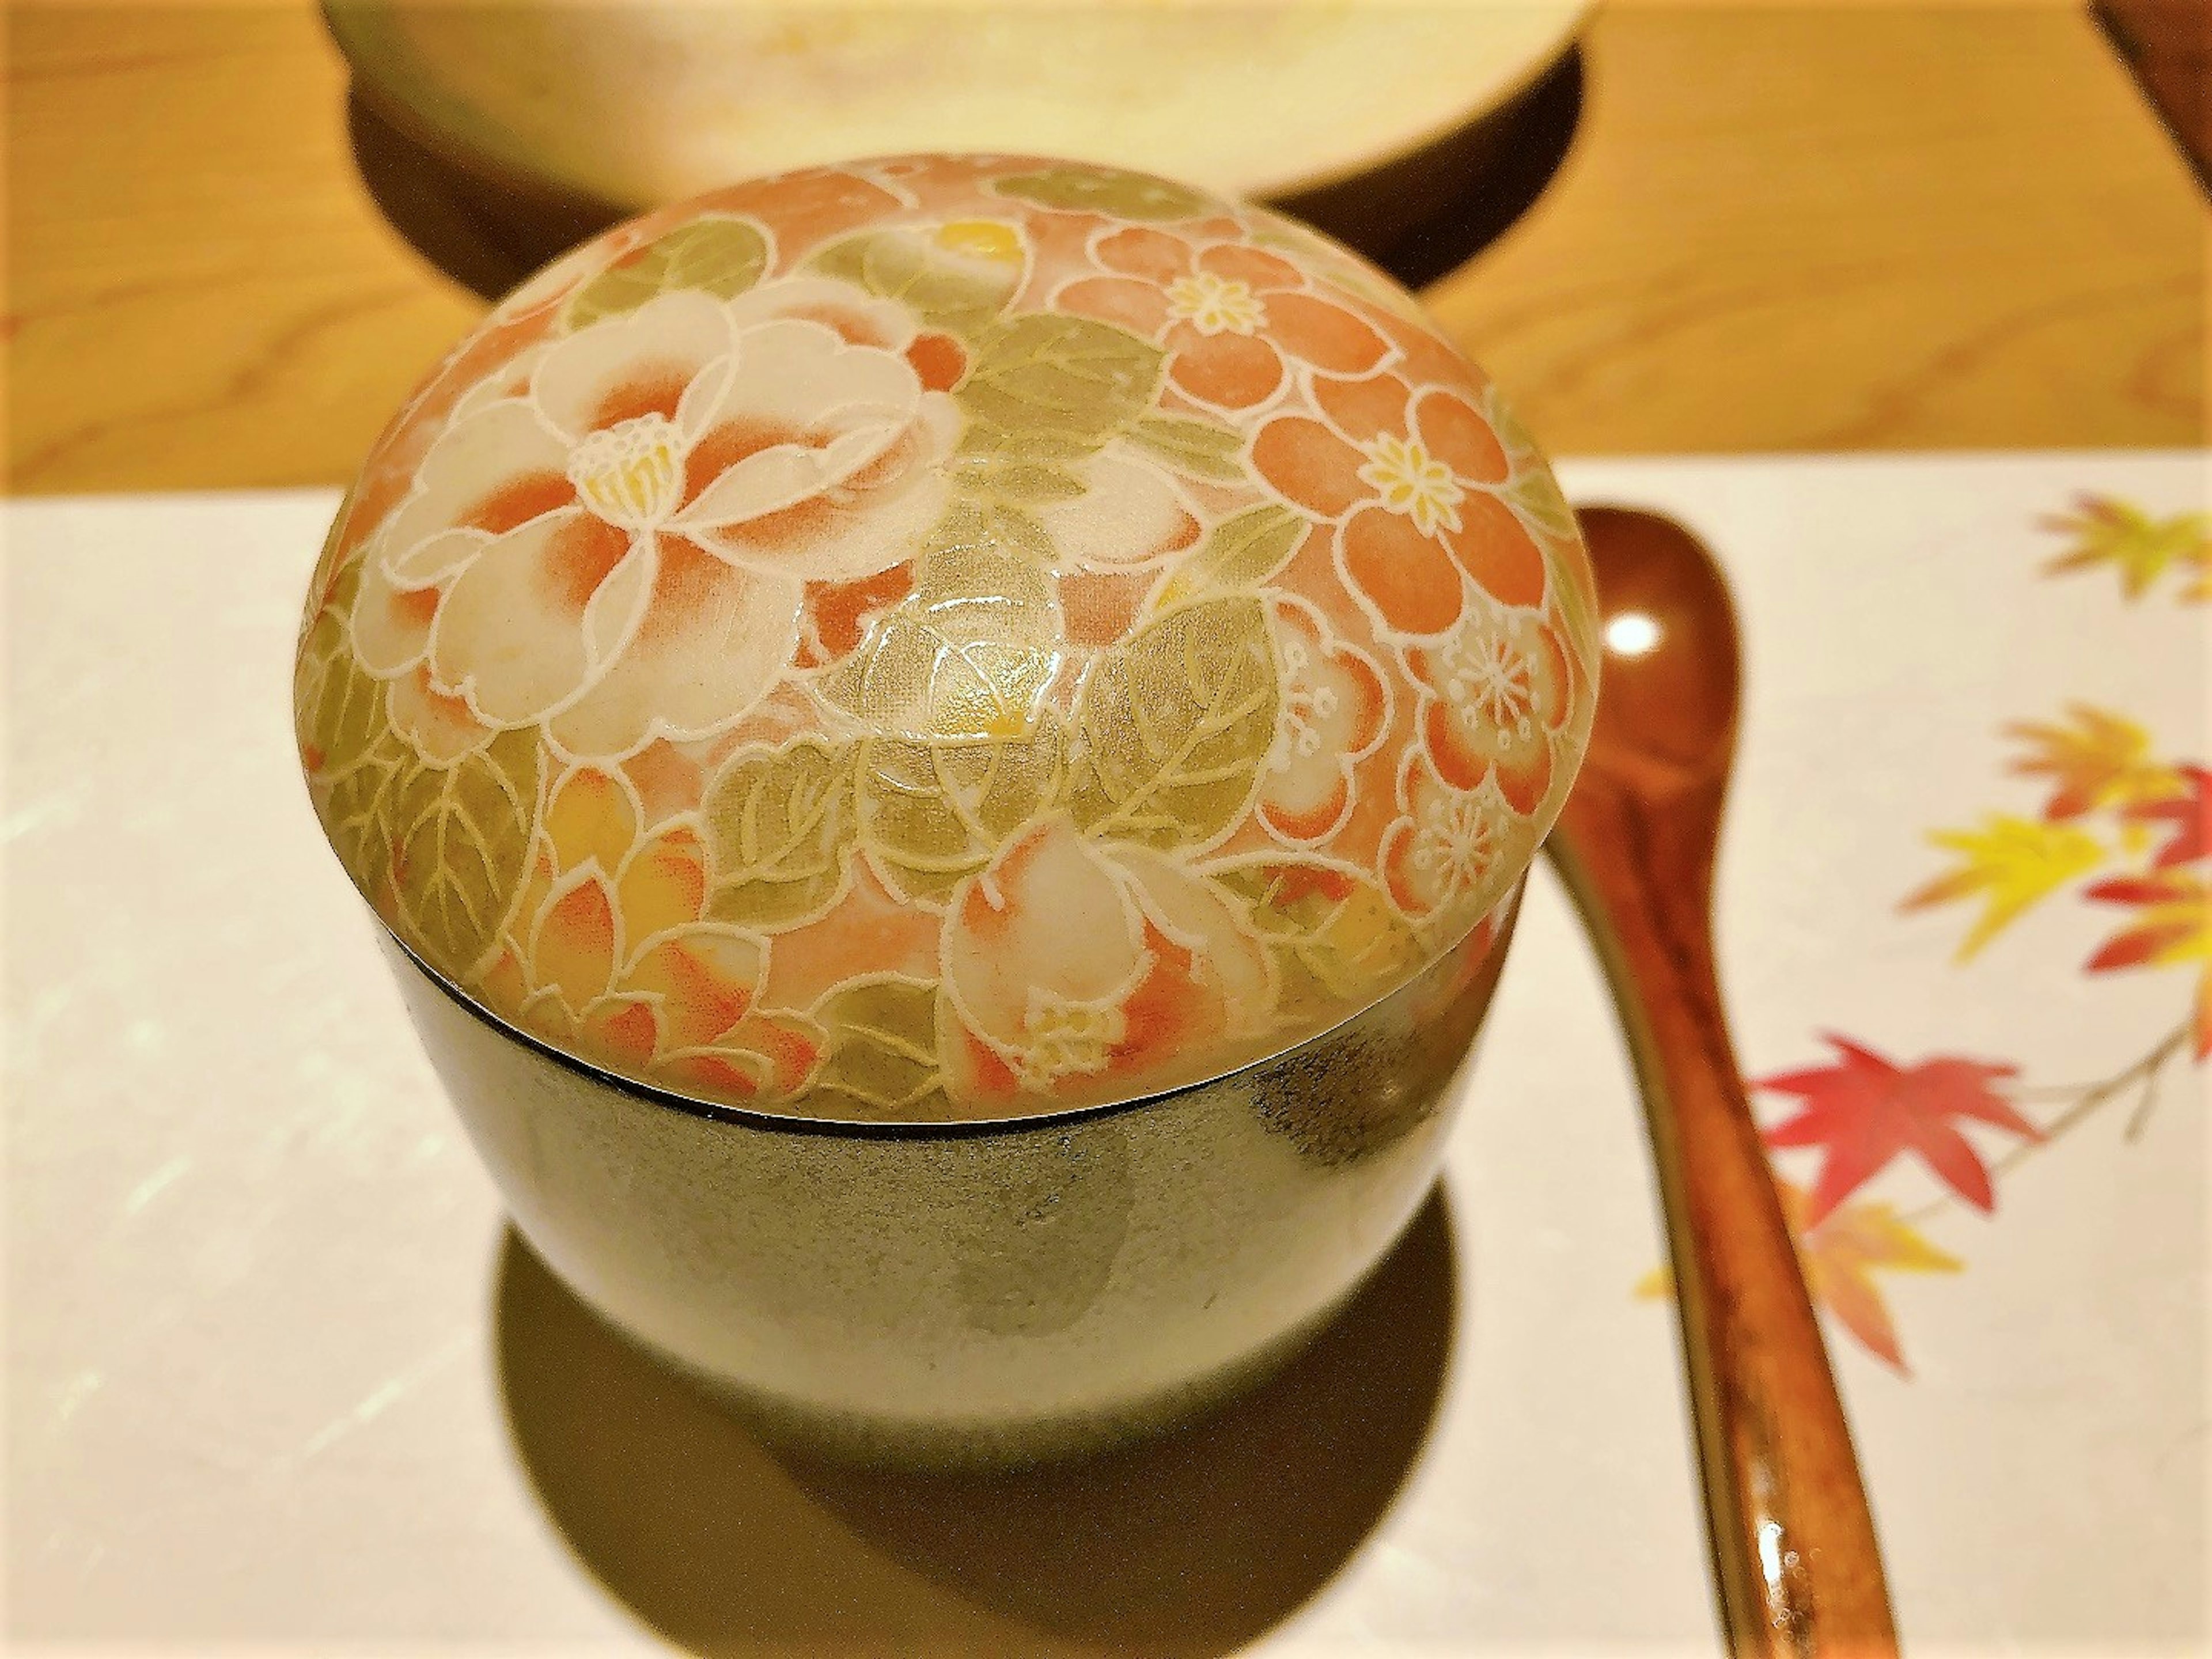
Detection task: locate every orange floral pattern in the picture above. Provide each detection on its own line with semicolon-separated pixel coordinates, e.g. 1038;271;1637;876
482;767;825;1101
1254;369;1551;638
1055;226;1391;410
1257;596;1391;845
295;155;1597;1121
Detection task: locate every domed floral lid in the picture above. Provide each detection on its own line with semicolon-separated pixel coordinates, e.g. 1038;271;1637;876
295;154;1597;1122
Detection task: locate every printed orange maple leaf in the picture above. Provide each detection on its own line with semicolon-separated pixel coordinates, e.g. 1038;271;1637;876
1783;1183;1962;1376
1759;1035;2041;1225
1636;1181;1961;1374
2127;766;2210;871
2041;494;2210;603
2084;870;2212;1058
2005;704;2187;822
1901;812;2105;960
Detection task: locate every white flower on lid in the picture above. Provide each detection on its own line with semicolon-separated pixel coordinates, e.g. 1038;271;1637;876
350;282;959;761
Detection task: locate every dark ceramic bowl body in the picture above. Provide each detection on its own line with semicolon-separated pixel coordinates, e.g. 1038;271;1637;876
386;885;1521;1467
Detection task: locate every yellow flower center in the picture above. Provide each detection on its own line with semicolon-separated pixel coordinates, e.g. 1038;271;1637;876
567;412;684;531
1165;271;1266;336
935;219;1024;264
1358;432;1464;539
1020;990;1126;1088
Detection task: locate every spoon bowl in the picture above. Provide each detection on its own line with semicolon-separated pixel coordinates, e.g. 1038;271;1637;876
1577;505;1741;787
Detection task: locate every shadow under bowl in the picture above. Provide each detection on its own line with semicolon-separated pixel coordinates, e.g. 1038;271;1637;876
495;1184;1459;1656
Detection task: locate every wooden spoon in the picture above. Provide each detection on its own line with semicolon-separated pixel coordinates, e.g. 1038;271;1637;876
1547;506;1901;1656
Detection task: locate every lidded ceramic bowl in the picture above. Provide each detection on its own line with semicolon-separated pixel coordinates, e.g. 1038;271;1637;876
296;155;1597;1462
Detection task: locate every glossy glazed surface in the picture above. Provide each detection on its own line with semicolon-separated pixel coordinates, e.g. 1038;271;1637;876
295;154;1595;1121
388;892;1517;1464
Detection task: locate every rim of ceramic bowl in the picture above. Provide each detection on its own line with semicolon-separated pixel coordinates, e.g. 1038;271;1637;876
382;882;1521;1142
1241;1;1593;202
323;1;1594;219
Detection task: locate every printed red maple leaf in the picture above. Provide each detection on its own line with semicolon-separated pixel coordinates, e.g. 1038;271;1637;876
1757;1036;2041;1225
2084;870;2212;1058
2126;765;2210;870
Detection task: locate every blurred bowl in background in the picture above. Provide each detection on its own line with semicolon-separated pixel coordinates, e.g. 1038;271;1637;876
328;0;1592;277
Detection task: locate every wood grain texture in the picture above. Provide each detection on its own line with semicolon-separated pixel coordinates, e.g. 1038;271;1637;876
3;0;2205;495
3;3;483;493
1430;1;2207;456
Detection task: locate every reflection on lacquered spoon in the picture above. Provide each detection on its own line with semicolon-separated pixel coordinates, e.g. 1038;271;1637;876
1549;507;1901;1656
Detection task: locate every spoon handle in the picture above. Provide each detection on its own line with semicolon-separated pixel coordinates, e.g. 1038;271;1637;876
1551;784;1901;1658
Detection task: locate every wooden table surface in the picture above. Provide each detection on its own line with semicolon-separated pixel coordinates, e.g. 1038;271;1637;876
4;0;2205;496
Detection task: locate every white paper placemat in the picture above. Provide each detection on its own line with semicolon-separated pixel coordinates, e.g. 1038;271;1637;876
6;451;2205;1655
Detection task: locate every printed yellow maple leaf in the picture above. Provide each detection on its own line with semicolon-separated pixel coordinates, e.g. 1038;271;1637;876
2005;705;2188;824
1901;813;2106;960
2041;495;2210;603
1635;1183;1962;1374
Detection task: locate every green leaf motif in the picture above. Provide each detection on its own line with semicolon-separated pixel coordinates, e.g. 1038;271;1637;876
563;215;770;331
955;315;1163;463
1487;397;1581;546
858;719;1067;904
1068;597;1278;850
1506;468;1576;544
703;738;858;930
921;494;1059;584
993;165;1215;222
294;565;384;777
823;499;1062;742
1501;465;1596;673
1488;393;1540;461
809;228;1018;338
1212;861;1423;1019
296;560;411;908
796;975;957;1122
1127;414;1245;481
950;457;1090;505
1151;505;1307;612
827;609;1062;747
390;727;543;978
321;730;409;908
